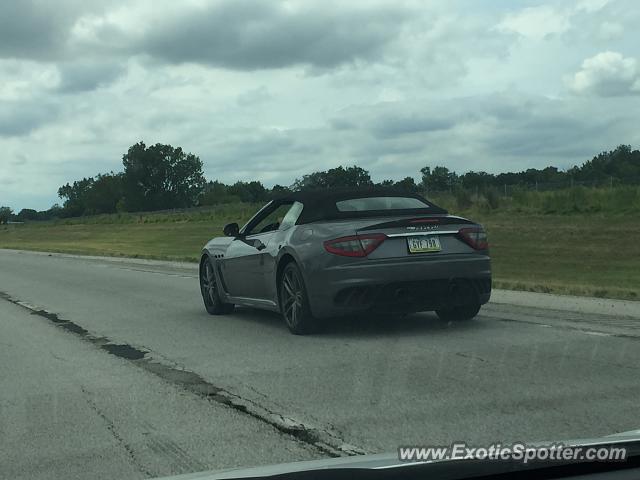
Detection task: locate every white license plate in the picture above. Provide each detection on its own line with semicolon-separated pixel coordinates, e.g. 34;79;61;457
407;236;441;253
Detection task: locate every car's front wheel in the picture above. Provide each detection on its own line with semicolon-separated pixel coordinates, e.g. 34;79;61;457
279;262;318;335
436;302;481;322
200;257;234;315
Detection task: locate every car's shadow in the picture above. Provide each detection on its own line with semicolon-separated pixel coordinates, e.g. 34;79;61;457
232;307;485;337
321;312;485;337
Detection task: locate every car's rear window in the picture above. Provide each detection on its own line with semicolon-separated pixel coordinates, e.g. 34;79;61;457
335;196;430;212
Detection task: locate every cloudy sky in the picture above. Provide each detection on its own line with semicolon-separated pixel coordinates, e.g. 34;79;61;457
1;0;639;210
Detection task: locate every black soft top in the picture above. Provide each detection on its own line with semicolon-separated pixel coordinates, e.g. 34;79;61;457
276;187;448;224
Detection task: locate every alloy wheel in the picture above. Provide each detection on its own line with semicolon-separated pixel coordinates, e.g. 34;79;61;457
281;268;303;328
201;261;217;308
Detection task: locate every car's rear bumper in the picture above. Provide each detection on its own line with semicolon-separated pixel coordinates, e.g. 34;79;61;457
305;253;491;319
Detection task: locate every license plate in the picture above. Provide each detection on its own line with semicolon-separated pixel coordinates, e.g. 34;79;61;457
407;236;441;253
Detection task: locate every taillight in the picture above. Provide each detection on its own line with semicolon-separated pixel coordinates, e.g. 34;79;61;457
458;227;489;250
323;233;387;257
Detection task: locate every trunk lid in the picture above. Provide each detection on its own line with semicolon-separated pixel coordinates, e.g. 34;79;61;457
355;215;477;259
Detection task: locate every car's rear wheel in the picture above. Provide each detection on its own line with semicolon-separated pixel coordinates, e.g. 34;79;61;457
200;257;234;315
436;302;481;322
279;262;318;335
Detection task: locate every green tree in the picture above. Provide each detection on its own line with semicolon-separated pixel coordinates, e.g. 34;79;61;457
228;180;268;203
377;179;395;187
0;206;13;224
44;204;63;220
293;166;373;190
571;144;640;185
199;180;240;205
58;177;95;217
270;184;291;197
393;176;419;192
122;142;206;211
83;173;124;214
420;166;457;192
16;208;38;221
460;171;495;190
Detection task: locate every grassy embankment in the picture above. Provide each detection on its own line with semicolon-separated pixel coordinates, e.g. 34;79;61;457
1;186;639;300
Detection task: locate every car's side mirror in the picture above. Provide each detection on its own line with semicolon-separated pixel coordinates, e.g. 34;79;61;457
223;222;240;237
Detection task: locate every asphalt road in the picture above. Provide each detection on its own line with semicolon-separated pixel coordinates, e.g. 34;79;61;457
1;249;639;479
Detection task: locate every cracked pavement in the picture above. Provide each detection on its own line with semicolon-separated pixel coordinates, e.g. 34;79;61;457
0;249;639;479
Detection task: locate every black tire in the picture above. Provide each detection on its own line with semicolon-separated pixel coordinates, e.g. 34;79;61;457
279;262;319;335
436;302;481;322
200;257;234;315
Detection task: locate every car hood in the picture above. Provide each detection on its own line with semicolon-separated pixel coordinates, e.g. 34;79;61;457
156;428;640;480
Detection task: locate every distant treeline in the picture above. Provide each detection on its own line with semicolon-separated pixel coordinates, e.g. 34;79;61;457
3;143;640;223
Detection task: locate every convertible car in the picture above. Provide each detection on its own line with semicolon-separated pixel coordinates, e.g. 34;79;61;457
199;188;491;334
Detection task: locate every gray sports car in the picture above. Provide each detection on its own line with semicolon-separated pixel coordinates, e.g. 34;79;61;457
200;188;491;334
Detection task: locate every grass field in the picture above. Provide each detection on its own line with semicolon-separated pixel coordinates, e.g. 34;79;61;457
1;201;639;300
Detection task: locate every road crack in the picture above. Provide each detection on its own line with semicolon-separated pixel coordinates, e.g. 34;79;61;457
0;290;366;458
80;386;153;478
455;352;486;362
482;309;640;341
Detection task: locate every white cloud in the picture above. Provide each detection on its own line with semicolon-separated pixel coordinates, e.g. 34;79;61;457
576;0;612;13
1;1;640;210
0;59;58;100
56;60;127;93
68;0;416;71
497;5;572;40
236;86;271;107
568;51;640;96
598;21;624;40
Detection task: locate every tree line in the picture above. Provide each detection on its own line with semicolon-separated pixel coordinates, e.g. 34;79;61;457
2;143;639;223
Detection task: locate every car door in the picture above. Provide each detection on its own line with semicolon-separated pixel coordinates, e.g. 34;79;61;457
253;201;304;302
220;237;264;298
220;201;294;299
